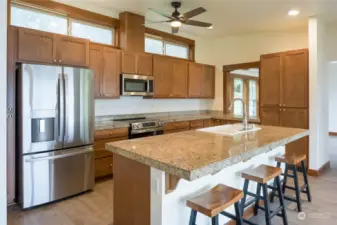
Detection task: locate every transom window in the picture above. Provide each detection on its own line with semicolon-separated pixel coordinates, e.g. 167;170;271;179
11;3;114;45
145;34;189;59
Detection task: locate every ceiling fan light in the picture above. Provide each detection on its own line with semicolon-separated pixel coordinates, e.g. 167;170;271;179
171;20;182;27
207;25;213;29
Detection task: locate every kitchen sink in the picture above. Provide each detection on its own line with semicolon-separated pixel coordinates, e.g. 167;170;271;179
198;123;261;136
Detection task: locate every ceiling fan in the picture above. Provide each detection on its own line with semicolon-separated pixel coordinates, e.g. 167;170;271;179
147;1;212;34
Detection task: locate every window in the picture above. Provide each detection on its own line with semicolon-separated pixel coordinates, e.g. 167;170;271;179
11;4;68;35
70;20;114;45
230;70;259;119
145;35;189;59
11;3;114;45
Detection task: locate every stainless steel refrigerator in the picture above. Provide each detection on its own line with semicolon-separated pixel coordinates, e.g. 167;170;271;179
17;63;95;209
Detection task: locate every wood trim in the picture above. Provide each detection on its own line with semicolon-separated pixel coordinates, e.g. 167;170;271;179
223;61;260;72
308;161;330;177
145;27;195;46
13;0;119;28
329;132;337;136
229;73;259;81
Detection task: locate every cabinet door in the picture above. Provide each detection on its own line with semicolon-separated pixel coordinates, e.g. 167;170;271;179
280;108;309;161
171;59;188;98
188;63;203;98
260;107;280;126
18;27;55;63
89;45;102;98
203;65;215;98
153;55;172;98
137;53;153;76
282;49;308;108
121;52;137;74
55;35;89;67
101;47;121;98
260;53;281;107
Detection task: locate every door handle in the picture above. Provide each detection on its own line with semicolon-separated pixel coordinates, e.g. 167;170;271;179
25;148;93;162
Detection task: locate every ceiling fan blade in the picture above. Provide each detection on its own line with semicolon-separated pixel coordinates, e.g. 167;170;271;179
143;20;172;25
149;8;174;19
171;26;179;34
182;7;206;20
184;20;212;28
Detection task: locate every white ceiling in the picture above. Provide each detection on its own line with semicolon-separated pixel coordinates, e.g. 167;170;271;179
58;0;337;37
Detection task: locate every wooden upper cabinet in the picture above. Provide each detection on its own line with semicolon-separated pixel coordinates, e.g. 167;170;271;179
122;52;153;76
122;52;137;74
137;53;153;76
203;65;215;98
89;45;102;98
171;59;188;98
55;35;89;67
260;53;281;107
260;107;280;126
281;49;308;108
153;55;171;97
18;27;55;63
188;62;204;98
101;47;121;98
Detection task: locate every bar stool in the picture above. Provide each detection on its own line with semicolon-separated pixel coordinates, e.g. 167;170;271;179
187;184;244;225
270;154;312;212
241;165;288;225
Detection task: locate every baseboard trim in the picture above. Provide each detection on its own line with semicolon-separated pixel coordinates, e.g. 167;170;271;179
329;132;337;136
308;161;330;177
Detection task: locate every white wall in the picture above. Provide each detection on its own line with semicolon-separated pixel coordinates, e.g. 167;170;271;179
0;0;7;223
308;17;330;170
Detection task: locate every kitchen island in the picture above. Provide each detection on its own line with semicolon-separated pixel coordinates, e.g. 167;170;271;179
106;124;309;225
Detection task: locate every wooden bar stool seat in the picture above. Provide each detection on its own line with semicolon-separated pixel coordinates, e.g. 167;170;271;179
270;154;312;212
187;184;244;225
241;165;288;225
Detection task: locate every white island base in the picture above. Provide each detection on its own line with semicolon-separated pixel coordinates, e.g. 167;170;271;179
150;146;286;225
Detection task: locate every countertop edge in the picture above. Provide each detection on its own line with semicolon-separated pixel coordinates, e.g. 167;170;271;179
107;129;309;181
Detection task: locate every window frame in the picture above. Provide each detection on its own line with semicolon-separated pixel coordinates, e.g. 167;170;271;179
231;73;259;119
145;33;190;59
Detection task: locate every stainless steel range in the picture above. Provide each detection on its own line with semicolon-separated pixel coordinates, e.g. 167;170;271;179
115;117;164;139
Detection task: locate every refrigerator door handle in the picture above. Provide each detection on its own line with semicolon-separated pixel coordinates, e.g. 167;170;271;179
59;73;65;143
63;73;67;140
24;148;93;162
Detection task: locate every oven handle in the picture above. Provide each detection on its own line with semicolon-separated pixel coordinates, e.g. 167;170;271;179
25;148;93;162
130;127;164;135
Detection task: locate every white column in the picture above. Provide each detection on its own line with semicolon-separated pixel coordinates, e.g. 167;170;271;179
308;17;330;170
0;0;7;224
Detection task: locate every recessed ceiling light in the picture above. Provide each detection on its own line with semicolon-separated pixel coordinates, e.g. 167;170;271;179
288;9;300;16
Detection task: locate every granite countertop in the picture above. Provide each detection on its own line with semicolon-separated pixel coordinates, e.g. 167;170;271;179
106;125;309;181
95;111;260;130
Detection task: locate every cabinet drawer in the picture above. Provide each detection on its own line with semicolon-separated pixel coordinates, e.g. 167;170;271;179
211;119;224;126
95;156;113;179
203;119;212;128
95;127;128;140
164;128;190;134
94;137;128;159
190;120;204;129
164;121;190;131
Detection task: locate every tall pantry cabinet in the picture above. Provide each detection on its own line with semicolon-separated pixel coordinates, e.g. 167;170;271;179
260;49;309;165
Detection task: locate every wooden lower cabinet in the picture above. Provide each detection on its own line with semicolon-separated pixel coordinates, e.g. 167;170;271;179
190;119;204;129
164;128;189;134
211;119;225;126
95;157;113;179
203;119;212;128
260;107;280;126
94;128;128;179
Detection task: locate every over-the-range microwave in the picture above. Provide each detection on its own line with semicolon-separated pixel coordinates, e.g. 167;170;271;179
120;74;154;96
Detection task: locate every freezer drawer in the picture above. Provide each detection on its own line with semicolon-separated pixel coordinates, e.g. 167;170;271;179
19;146;94;209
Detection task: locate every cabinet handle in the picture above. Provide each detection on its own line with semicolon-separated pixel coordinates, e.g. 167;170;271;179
53;59;57;63
283;104;286;107
279;104;281;107
59;60;62;63
109;164;112;167
283;109;286;112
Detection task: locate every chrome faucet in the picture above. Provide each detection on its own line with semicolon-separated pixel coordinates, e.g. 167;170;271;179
228;98;251;130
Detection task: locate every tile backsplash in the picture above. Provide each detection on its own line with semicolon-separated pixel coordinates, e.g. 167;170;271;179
95;96;213;116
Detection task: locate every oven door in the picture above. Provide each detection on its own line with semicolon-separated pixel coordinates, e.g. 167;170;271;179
130;130;163;139
121;74;153;96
